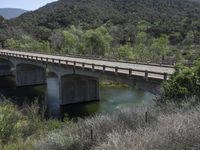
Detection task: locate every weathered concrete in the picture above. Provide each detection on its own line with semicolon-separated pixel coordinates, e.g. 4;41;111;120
60;75;99;105
0;58;14;76
0;64;13;76
0;49;176;105
16;64;46;86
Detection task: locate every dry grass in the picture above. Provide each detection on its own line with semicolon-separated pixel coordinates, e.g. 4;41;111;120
35;102;200;150
95;107;200;150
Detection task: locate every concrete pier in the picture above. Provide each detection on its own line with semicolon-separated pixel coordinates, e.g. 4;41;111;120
0;49;175;105
60;75;99;105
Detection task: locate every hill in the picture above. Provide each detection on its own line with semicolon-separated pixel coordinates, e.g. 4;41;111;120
1;0;200;63
10;0;200;42
0;8;27;19
11;0;200;28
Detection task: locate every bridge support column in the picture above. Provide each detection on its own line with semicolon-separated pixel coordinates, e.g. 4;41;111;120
16;64;46;86
60;75;99;105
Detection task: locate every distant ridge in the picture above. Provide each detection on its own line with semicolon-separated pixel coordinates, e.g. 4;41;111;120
0;8;28;19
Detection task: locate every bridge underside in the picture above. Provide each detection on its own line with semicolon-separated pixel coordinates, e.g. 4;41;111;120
0;65;13;76
0;59;14;76
0;55;165;105
60;75;99;105
16;64;47;86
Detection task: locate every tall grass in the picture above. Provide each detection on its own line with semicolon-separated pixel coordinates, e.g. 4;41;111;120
35;101;200;150
1;96;200;150
0;98;63;150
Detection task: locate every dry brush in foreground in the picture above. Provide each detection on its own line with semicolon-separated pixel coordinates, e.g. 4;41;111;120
35;101;200;150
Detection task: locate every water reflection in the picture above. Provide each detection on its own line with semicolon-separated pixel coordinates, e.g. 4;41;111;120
0;76;155;118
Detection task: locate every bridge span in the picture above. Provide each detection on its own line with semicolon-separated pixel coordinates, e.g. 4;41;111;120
0;49;175;105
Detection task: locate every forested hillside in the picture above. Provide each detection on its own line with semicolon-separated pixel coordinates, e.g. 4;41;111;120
0;8;27;19
0;0;200;63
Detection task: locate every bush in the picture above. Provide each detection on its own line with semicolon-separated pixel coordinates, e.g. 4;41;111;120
1;97;200;150
160;58;200;103
35;102;200;150
35;106;157;150
0;99;63;149
95;104;200;150
0;101;23;144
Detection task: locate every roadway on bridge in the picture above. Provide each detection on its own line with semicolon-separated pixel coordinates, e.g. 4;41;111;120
0;49;175;79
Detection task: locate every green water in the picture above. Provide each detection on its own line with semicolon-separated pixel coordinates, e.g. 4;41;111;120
0;76;155;118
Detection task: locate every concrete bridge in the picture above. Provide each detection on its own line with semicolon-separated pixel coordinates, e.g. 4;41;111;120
0;49;175;105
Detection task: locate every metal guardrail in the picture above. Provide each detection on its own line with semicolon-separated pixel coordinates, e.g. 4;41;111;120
0;50;173;81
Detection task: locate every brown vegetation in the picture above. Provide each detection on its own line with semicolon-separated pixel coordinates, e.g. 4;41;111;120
35;99;200;150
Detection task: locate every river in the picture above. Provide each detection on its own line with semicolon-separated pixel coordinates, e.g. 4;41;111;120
0;76;155;118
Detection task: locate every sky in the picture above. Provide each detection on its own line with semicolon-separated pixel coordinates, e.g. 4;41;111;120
0;0;58;10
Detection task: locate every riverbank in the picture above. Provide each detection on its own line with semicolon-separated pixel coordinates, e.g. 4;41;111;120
100;81;130;88
0;76;155;119
1;58;199;149
1;97;200;150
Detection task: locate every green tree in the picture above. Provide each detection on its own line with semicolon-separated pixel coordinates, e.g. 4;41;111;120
161;59;200;103
62;30;77;54
83;26;112;56
117;44;135;60
0;102;22;144
5;38;21;49
150;35;169;62
137;20;151;32
49;31;65;51
135;31;149;44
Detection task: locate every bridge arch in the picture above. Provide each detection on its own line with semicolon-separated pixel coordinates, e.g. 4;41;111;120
70;68;162;95
15;61;46;69
16;63;47;86
0;57;15;66
0;57;15;76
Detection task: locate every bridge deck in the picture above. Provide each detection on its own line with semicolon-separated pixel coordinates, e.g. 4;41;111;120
0;49;175;80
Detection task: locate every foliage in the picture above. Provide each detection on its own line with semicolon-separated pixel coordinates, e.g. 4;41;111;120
150;35;169;61
35;102;200;150
160;59;200;103
5;37;50;52
1;97;200;149
0;101;22;144
83;26;112;56
117;44;135;60
62;30;77;53
11;0;200;45
0;0;199;63
0;99;64;149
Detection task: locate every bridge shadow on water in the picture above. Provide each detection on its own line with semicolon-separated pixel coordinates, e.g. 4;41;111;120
0;76;155;119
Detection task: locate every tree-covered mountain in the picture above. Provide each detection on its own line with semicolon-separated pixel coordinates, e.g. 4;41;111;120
9;0;200;43
0;8;27;19
11;0;200;30
1;0;200;63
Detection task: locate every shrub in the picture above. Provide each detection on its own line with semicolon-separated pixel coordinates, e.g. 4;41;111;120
35;106;157;150
95;104;200;150
35;102;200;150
1;97;200;150
160;58;200;103
0;101;23;144
0;99;64;149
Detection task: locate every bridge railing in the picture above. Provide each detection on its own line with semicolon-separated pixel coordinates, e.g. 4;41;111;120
0;51;173;81
2;49;175;68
